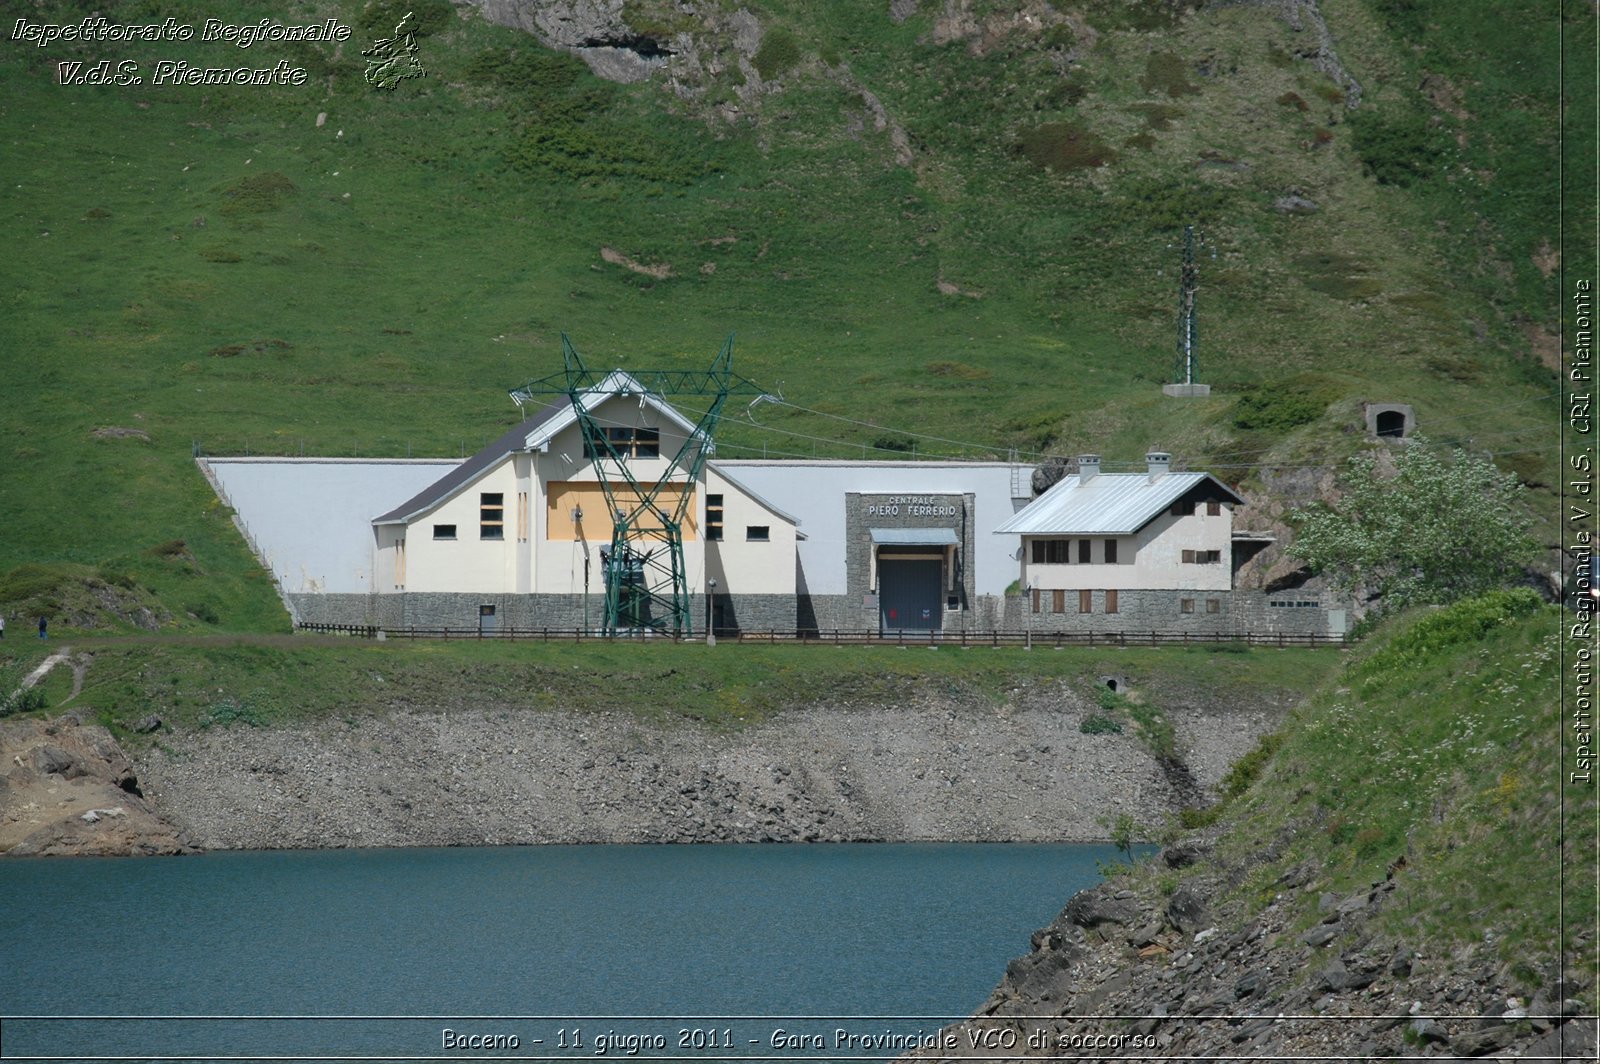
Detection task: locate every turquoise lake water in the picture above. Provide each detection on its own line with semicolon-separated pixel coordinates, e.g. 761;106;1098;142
0;843;1121;1060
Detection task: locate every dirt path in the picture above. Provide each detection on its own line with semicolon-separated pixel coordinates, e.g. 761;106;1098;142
16;646;71;692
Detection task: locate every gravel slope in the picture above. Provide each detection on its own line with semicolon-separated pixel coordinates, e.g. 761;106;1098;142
134;680;1287;850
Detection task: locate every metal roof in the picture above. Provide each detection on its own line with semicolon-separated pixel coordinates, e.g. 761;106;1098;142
994;472;1245;536
870;527;959;545
524;370;701;451
373;402;569;526
373;374;703;527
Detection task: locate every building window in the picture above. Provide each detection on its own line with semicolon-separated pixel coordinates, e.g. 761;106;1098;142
1182;549;1222;564
746;525;769;542
614;426;659;458
583;425;661;459
433;524;457;540
706;494;724;542
480;493;504;540
1105;539;1118;564
1077;539;1091;564
1052;589;1065;614
1105;589;1119;614
1171;500;1197;517
1206;598;1220;614
1079;589;1092;614
1207;500;1221;516
1180;598;1195;614
1032;539;1070;564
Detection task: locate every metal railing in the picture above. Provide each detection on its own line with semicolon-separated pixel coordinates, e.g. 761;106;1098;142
294;622;1347;648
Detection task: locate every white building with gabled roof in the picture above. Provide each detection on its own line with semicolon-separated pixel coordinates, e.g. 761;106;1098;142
999;452;1246;594
201;397;1345;637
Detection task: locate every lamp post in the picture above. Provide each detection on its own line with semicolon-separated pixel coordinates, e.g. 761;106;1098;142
1025;583;1033;651
706;578;717;647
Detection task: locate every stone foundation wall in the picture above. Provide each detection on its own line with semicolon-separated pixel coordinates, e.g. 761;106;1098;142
290;589;1340;637
1014;588;1336;637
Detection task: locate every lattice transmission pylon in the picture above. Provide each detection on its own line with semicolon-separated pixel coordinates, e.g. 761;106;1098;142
509;334;767;637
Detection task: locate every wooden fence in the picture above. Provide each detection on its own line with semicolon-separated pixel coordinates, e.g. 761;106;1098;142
295;622;1347;648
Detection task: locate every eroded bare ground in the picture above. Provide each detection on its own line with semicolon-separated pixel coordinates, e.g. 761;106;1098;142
0;716;192;856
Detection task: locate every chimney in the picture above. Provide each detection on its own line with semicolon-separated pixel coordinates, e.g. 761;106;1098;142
1077;454;1100;485
1146;451;1171;481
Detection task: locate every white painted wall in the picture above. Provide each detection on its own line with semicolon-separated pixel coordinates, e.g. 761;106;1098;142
712;461;1030;595
705;467;797;594
401;457;523;593
1022;508;1234;592
203;458;456;594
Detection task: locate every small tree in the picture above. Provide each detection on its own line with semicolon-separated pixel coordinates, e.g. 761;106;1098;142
1288;439;1536;611
1098;812;1140;865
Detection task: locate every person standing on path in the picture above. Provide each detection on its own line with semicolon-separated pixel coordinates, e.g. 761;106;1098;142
38;615;46;640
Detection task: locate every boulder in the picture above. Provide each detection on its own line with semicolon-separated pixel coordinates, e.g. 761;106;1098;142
1408;1018;1448;1045
1302;924;1340;948
1005;941;1081;1001
1064;888;1139;928
1165;882;1209;934
1317;960;1375;992
1234;970;1268;999
1161;841;1207;869
1449;1024;1520;1057
31;745;80;778
1522;1020;1598;1063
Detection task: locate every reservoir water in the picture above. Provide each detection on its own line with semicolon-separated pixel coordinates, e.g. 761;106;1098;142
0;843;1120;1059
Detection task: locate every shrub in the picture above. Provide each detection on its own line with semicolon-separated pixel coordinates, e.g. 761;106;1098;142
218;173;296;215
1080;713;1123;735
752;28;802;80
1231;387;1327;432
203;697;264;728
1140;51;1200;97
1288;443;1538;610
1219;732;1283;800
1015;121;1117;171
1349;107;1450;186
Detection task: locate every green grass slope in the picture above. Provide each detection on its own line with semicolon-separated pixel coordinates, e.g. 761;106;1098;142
15;634;1332;739
1202;590;1588;981
0;0;1581;631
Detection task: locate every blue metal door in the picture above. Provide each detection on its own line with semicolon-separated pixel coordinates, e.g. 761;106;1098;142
879;558;941;633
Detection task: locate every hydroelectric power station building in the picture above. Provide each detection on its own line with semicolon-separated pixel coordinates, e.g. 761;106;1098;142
200;373;1344;638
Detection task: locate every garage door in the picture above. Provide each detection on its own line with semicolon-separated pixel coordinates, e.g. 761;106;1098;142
879;558;942;633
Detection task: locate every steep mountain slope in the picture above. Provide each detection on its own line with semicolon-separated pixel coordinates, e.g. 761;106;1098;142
0;0;1579;629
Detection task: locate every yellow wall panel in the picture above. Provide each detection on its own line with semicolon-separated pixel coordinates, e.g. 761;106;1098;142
547;482;699;541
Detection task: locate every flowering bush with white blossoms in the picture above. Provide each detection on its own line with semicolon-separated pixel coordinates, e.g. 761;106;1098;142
1288;438;1536;611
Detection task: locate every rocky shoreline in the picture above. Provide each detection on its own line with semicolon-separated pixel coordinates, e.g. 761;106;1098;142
5;679;1286;854
922;835;1596;1062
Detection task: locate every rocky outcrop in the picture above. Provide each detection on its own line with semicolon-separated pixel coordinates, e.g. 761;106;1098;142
922;836;1595;1061
1;717;191;856
463;0;672;83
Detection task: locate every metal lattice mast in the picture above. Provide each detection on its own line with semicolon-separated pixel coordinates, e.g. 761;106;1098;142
1174;224;1199;387
509;334;765;637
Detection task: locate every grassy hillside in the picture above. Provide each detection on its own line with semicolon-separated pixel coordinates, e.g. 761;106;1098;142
0;0;1582;632
1201;590;1587;978
13;634;1331;740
